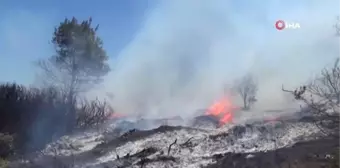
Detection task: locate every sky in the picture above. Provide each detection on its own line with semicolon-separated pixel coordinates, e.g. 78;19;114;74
0;0;155;84
0;0;339;118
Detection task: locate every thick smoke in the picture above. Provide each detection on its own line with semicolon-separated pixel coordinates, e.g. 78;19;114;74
89;0;340;121
98;0;339;119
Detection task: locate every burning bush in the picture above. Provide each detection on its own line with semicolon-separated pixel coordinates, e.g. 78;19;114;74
205;96;239;126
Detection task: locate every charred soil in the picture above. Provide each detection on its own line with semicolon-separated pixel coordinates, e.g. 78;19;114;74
205;137;339;168
8;118;338;168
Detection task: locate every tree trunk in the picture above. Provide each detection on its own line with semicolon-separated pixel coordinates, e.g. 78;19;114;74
67;56;77;132
243;95;247;110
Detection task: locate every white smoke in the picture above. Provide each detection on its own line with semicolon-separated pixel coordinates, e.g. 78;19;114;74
98;0;339;119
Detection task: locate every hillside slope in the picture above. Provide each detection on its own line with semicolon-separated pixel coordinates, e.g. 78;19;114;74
10;115;338;168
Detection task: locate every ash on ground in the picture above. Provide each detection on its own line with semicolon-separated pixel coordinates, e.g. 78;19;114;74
8;112;339;168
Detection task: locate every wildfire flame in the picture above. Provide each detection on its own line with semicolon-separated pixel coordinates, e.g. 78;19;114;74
109;113;126;119
108;105;126;119
205;97;238;126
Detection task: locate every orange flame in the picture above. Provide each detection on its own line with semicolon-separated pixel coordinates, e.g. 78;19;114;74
109;113;126;119
205;97;238;126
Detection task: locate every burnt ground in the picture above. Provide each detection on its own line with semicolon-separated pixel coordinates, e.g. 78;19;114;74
205;137;339;168
8;125;206;168
8;116;340;168
91;125;206;155
16;133;338;168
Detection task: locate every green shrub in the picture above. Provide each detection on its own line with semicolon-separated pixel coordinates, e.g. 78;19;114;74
0;158;8;168
0;133;14;158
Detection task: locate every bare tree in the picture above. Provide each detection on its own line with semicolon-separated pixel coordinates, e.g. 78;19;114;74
282;58;340;138
284;18;340;115
235;74;258;110
76;99;111;128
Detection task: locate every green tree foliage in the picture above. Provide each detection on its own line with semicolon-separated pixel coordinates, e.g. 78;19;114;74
38;17;110;98
36;17;111;131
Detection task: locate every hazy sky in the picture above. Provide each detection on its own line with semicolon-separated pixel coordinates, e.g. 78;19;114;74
0;0;339;118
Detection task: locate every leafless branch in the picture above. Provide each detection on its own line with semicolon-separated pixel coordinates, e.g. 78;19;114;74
180;137;194;148
167;139;177;155
282;58;340;138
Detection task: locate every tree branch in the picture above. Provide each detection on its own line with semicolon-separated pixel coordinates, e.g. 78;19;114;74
168;139;177;155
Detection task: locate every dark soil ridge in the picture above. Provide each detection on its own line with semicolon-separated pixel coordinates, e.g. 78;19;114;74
205;137;339;168
92;125;207;155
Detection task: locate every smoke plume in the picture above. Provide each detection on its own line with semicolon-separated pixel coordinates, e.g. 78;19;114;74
99;0;340;119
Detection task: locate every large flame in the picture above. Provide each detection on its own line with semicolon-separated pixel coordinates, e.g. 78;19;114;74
205;97;238;126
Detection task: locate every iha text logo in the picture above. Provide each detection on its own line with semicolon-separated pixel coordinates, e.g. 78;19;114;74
275;20;301;30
